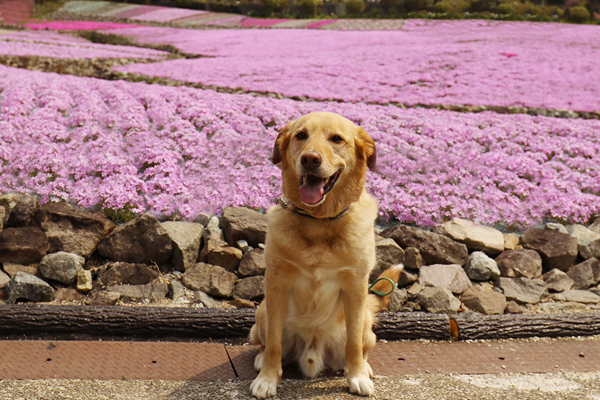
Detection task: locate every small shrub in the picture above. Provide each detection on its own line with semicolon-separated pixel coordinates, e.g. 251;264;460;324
433;0;469;13
299;0;319;15
404;0;433;12
346;0;366;13
545;5;564;17
495;2;515;14
522;1;542;15
568;5;591;22
469;0;494;12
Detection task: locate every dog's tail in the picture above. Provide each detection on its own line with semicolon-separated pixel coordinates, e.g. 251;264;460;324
367;264;404;314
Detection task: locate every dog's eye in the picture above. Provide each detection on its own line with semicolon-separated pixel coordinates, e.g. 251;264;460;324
331;135;344;143
296;131;307;140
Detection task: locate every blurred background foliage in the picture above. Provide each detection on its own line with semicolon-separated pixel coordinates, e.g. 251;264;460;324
35;0;599;22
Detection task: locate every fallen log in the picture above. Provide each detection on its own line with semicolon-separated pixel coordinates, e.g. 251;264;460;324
1;305;599;341
454;311;600;340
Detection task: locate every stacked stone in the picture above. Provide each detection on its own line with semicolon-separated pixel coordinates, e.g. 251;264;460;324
0;192;599;316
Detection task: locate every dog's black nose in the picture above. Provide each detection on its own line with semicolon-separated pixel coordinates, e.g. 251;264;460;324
301;151;322;170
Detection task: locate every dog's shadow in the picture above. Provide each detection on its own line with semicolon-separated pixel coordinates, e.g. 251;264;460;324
165;345;348;400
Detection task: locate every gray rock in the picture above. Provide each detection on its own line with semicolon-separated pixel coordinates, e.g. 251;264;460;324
6;194;39;227
6;271;55;303
2;263;37;278
220;207;268;248
566;258;599;290
566;224;600;260
0;270;11;288
38;251;85;285
238;248;266;277
387;288;408;312
520;228;578;271
236;240;249;253
181;262;238;298
435;218;504;255
206;245;243;272
538;302;588;313
417;286;461;313
495;249;543;279
419;264;472;294
553;290;600;303
162;221;204;272
199;216;242;271
464;251;500;281
0;227;49;263
76;269;93;292
460;284;507;315
86;291;121;306
495;277;547;304
0;193;25;225
381;225;469;266
398;268;418;287
34;202;115;259
503;233;520;250
107;282;169;299
232;276;265;300
194;290;217;308
506;300;530;314
98;213;172;264
99;262;159;286
169;279;185;300
590;219;600;235
375;236;405;266
194;212;212;227
404;247;423;269
55;288;84;301
371;237;405;282
544;223;569;235
543;268;574;292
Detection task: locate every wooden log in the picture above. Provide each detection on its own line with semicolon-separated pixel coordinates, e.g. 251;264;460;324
2;305;600;341
374;312;450;341
0;305;256;339
454;311;600;340
0;305;450;341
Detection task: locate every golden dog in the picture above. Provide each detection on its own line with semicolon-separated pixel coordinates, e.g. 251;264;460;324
249;112;401;398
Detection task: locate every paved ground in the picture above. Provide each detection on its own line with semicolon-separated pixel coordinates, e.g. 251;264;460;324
1;336;599;399
2;372;600;400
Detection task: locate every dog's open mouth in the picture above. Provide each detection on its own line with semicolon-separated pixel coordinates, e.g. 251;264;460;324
298;171;340;205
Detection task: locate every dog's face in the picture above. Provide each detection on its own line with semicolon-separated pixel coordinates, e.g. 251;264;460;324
272;112;376;212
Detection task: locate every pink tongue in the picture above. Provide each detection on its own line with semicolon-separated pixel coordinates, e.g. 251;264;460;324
299;175;326;205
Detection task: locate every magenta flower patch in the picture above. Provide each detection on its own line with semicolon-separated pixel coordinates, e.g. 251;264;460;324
0;65;597;228
104;21;600;112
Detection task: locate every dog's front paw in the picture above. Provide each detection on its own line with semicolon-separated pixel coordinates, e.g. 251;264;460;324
250;372;279;399
347;368;374;397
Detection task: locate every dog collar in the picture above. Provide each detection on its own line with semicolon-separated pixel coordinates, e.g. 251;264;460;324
278;197;349;221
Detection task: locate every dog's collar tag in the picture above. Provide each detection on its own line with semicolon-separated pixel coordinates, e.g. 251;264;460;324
278;197;349;221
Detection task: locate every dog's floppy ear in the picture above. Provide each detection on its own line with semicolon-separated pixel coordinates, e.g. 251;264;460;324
355;127;377;172
272;122;293;165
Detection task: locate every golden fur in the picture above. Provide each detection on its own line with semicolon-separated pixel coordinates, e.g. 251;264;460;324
249;112;402;398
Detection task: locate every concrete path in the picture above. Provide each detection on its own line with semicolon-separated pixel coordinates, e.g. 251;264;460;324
1;336;599;399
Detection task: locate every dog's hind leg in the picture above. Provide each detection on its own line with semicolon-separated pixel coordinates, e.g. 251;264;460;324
299;337;326;378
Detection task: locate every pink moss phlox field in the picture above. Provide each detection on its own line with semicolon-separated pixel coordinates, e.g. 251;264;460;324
241;18;291;27
0;30;168;59
25;21;141;31
105;21;600;112
304;19;338;29
1;65;598;227
129;7;208;23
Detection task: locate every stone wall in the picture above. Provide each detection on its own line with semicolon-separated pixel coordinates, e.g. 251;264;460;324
1;193;599;315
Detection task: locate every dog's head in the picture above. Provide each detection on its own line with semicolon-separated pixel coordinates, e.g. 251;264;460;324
272;112;376;216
